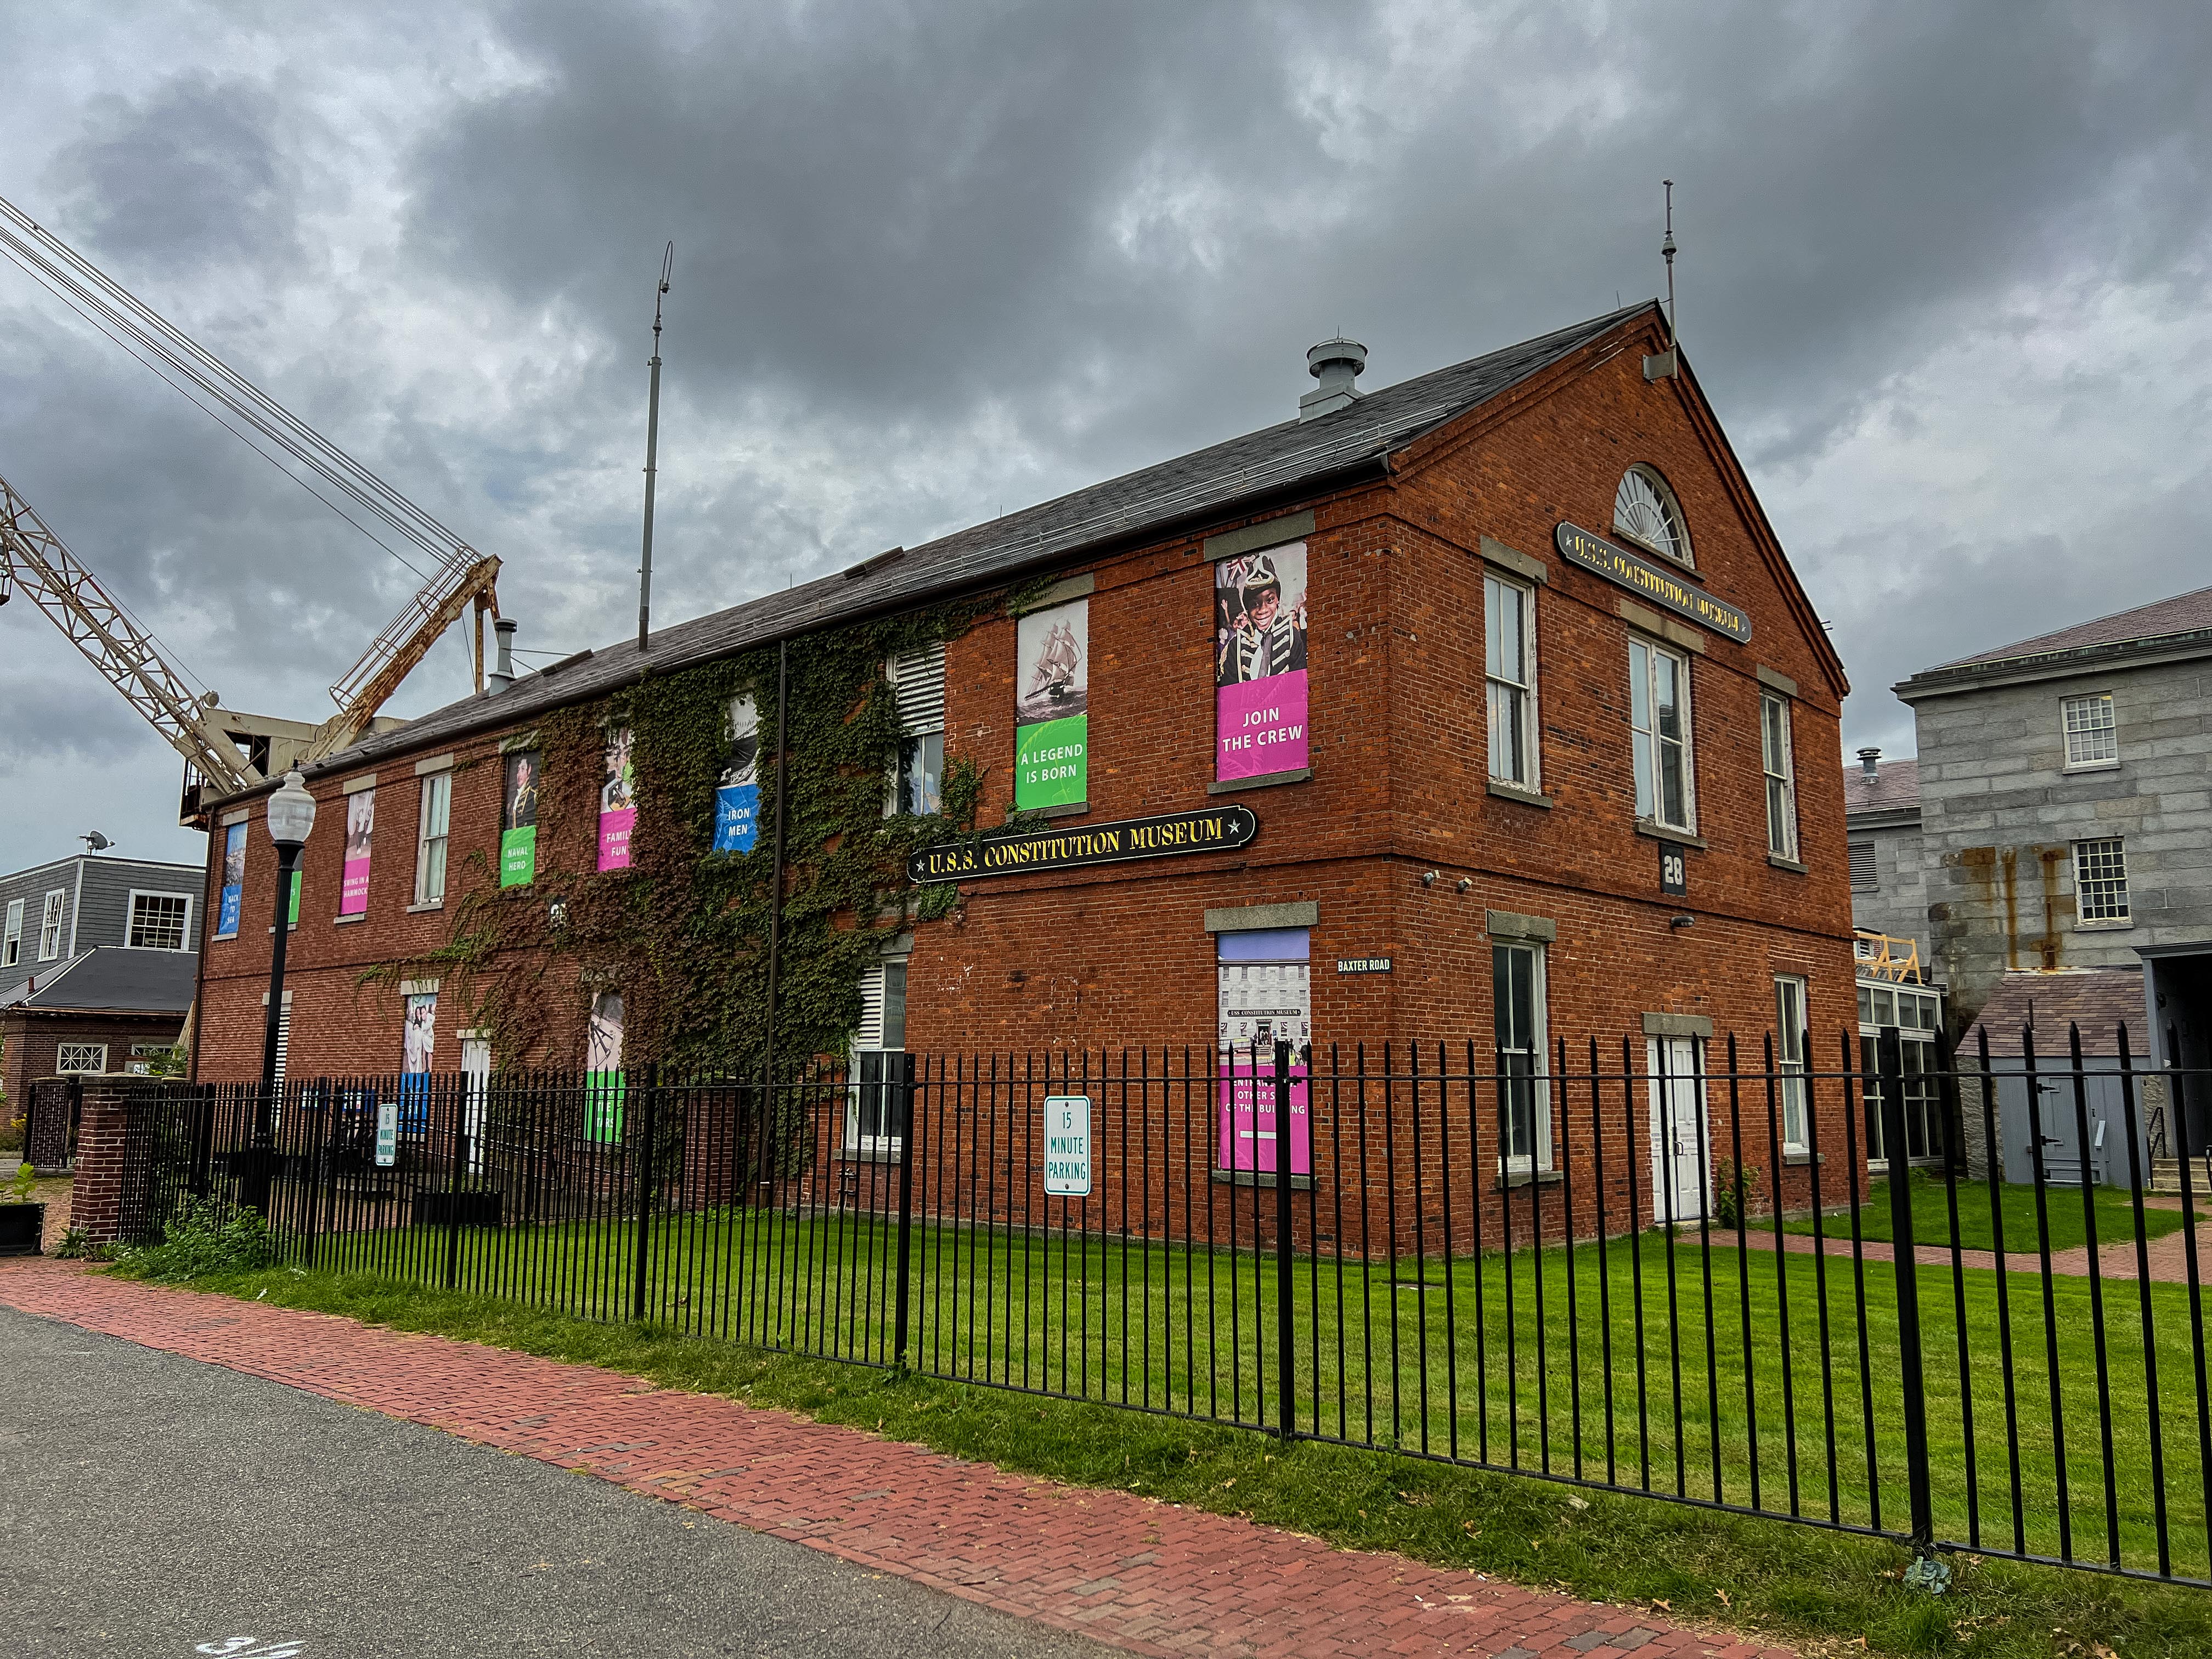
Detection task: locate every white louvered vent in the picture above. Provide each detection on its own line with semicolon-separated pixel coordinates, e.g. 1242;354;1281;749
1848;842;1878;891
888;642;946;735
854;964;886;1050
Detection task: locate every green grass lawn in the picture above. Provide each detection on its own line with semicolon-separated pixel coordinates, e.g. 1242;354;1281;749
1776;1170;2191;1256
274;1193;2212;1587
138;1261;2212;1659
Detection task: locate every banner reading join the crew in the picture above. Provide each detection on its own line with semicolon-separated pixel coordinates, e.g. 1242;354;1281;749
217;822;246;934
584;989;625;1143
340;788;374;916
500;750;540;887
598;726;636;871
712;695;760;853
1216;930;1313;1176
1015;599;1088;809
1214;543;1309;782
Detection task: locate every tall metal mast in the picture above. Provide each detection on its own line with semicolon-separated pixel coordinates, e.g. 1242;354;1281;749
637;241;673;652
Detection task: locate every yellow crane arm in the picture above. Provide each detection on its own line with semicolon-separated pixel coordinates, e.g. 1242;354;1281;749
307;556;500;760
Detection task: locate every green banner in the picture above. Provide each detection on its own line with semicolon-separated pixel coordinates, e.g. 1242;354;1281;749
584;1069;625;1144
1015;715;1088;809
287;870;301;927
500;824;537;888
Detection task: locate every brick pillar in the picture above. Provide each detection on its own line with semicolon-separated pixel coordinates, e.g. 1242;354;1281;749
63;1082;138;1245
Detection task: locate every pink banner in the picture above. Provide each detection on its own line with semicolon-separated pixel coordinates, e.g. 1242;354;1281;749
597;805;635;872
1215;672;1308;781
340;856;371;915
340;786;374;915
1217;1053;1311;1176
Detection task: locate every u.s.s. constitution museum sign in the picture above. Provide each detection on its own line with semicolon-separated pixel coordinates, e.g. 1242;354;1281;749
1553;523;1753;644
908;804;1257;883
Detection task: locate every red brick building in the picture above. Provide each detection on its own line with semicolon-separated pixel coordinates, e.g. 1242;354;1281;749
190;304;1856;1222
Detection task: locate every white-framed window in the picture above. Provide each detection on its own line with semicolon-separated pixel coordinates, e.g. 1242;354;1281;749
1628;637;1695;832
1613;465;1692;567
55;1042;108;1075
2062;692;2118;770
36;889;66;961
2073;837;2131;926
847;960;909;1155
126;1042;172;1076
127;891;193;950
1493;942;1550;1171
1484;572;1538;788
886;643;946;817
1775;976;1809;1154
415;772;452;905
3;898;21;968
1858;981;1944;1165
1761;693;1798;861
1848;842;1878;891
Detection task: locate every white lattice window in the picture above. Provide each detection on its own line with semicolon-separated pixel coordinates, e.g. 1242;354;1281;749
2062;693;2118;769
128;891;191;950
1613;465;1692;566
2073;838;2131;925
56;1042;108;1074
1628;638;1695;832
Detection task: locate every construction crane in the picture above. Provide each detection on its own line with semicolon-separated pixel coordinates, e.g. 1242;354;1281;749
0;194;500;818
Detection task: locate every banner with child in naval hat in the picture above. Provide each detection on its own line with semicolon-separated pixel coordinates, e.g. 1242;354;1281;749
1214;543;1310;782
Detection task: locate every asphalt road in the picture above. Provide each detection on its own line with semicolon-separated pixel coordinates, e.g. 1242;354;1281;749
0;1303;1113;1657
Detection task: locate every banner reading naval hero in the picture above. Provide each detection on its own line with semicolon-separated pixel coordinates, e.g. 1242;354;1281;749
1015;598;1088;809
1215;543;1309;782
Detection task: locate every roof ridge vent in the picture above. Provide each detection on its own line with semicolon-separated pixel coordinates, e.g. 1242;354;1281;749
1299;337;1366;422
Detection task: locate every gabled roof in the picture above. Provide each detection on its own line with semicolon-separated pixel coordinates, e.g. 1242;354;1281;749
1912;585;2212;682
302;304;1657;784
1844;758;1919;816
0;945;196;1015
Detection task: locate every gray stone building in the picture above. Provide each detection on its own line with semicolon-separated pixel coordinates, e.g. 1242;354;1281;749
1890;586;2212;1102
1845;750;1929;969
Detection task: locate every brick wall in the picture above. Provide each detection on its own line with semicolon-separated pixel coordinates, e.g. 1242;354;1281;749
2;1009;186;1131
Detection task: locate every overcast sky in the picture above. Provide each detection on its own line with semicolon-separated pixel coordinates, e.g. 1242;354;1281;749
3;1;2207;872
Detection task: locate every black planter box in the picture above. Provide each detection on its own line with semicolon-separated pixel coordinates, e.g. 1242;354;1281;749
0;1203;46;1257
411;1190;503;1229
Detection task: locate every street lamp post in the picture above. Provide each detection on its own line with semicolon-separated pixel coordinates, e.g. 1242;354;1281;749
246;770;316;1215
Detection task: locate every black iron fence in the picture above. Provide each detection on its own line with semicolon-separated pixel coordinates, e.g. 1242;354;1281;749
111;1023;2212;1588
22;1077;81;1172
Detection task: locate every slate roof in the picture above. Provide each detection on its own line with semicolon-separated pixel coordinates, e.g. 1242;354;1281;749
1926;585;2212;675
1959;968;2145;1059
1843;757;1919;816
303;303;1657;784
0;946;196;1015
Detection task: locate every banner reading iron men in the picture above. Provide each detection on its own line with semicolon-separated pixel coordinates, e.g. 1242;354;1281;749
1015;599;1088;809
1214;544;1309;782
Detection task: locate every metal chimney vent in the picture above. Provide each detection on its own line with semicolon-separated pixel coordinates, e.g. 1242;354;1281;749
1857;746;1881;777
1299;337;1367;422
489;617;518;693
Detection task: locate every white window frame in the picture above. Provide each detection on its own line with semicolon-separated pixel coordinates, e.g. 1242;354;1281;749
415;771;452;905
2072;837;2131;927
126;889;194;951
1628;637;1696;834
2061;692;2119;771
885;643;947;817
1614;464;1694;568
846;960;909;1156
1492;941;1551;1172
1857;981;1943;1166
1761;692;1799;861
1774;976;1810;1154
55;1042;108;1075
1484;571;1539;789
3;898;21;968
36;889;66;961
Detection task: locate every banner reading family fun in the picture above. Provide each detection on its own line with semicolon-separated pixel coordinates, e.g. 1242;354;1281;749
713;695;760;853
1214;543;1310;782
1015;599;1088;809
340;788;374;916
217;822;246;934
598;727;636;871
500;750;540;887
1216;938;1313;1176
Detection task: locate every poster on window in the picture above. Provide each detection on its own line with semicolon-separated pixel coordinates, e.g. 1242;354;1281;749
584;989;626;1143
598;727;636;871
1216;959;1313;1175
217;822;246;934
341;788;374;915
1214;544;1310;782
500;750;540;887
400;990;436;1126
1015;599;1088;809
712;695;760;853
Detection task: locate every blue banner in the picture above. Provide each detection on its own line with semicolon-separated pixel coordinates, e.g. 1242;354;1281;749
713;782;759;853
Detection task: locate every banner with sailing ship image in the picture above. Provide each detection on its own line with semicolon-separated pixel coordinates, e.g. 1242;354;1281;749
1015;598;1088;810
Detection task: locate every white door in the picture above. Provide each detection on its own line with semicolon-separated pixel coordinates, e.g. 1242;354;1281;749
1647;1036;1708;1223
460;1035;492;1175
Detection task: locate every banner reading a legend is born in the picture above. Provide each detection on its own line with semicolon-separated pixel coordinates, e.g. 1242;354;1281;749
1014;597;1088;810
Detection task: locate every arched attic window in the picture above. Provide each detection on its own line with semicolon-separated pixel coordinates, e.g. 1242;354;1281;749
1613;465;1691;567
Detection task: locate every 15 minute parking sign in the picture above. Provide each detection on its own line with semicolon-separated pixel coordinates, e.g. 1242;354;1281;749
375;1102;399;1168
1043;1094;1092;1197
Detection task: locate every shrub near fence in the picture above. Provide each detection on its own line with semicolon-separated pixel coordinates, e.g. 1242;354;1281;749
103;1024;2212;1589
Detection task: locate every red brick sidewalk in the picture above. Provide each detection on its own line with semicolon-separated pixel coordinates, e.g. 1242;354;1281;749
0;1259;1790;1659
